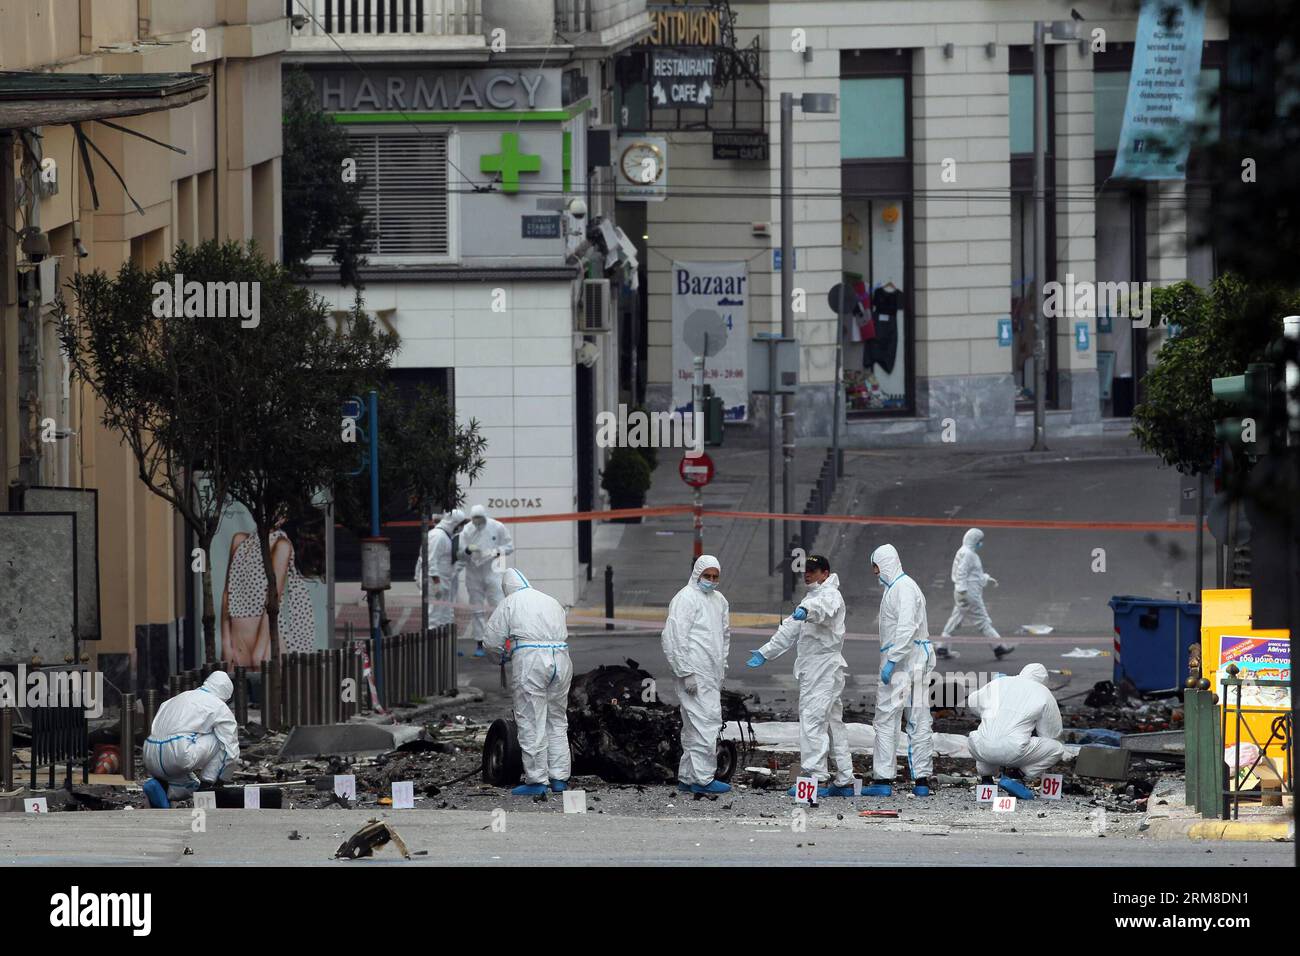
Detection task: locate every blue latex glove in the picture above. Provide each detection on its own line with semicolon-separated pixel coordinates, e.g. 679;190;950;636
880;660;896;685
746;651;766;668
792;607;808;621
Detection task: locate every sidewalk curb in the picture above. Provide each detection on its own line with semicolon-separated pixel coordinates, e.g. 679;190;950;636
957;448;1152;471
1143;816;1294;842
359;686;487;724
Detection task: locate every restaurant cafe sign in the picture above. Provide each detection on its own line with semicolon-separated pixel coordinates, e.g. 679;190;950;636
314;68;561;113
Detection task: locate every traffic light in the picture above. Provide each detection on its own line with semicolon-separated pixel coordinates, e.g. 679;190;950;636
1213;329;1300;630
1211;361;1275;464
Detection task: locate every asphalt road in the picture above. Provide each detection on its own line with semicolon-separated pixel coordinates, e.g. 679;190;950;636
1;808;1289;866
835;454;1208;638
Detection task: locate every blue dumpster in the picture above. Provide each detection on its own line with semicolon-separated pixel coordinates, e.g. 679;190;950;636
1107;596;1202;695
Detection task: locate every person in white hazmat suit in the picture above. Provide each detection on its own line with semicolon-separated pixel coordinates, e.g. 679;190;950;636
745;554;856;798
966;663;1065;800
414;509;466;628
461;504;514;656
484;568;573;796
661;555;732;795
141;671;240;808
936;528;1015;661
865;544;936;797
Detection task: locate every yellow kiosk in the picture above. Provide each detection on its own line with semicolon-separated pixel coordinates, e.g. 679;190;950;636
1198;589;1291;796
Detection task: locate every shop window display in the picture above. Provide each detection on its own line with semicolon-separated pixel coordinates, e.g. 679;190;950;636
840;199;908;414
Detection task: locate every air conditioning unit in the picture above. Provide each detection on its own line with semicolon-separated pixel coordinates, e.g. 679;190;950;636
579;278;612;333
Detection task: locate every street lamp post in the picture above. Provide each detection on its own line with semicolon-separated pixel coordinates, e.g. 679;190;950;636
1032;19;1078;451
779;91;837;557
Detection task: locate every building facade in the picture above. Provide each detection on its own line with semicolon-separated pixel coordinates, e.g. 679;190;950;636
288;0;651;603
1;0;286;695
619;0;1229;446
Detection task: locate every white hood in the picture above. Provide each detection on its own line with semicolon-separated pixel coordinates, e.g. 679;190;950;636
871;544;903;585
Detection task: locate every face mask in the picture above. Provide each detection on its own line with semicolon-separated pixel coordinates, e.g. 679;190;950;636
697;579;717;593
473;519;486;528
975;541;982;550
878;574;888;586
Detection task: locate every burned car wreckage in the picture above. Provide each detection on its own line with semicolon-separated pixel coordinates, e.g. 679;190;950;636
481;660;747;787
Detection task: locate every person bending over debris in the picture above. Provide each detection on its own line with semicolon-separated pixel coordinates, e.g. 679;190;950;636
661;555;732;795
485;568;573;796
866;544;936;798
142;671;240;808
936;528;1014;661
965;663;1065;800
747;555;856;799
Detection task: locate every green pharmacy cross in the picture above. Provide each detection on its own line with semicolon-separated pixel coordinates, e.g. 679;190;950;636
480;132;541;194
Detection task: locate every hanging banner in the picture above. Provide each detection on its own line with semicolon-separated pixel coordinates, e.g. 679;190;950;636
1111;0;1206;180
671;260;749;422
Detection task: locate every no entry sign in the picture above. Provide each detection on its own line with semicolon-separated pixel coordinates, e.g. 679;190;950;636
679;451;714;488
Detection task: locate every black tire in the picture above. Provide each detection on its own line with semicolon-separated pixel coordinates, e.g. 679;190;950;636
482;718;524;786
715;739;737;782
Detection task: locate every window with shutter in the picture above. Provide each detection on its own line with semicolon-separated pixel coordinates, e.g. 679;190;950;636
315;128;451;260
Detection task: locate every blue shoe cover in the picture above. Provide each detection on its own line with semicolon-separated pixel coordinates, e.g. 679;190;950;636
473;646;487;657
997;776;1035;800
827;784;856;797
914;784;932;797
549;779;568;793
512;783;548;796
677;782;692;792
691;780;731;794
143;778;170;809
862;782;893;797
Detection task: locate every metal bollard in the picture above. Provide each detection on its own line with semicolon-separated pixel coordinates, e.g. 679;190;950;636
295;651;305;727
328;649;340;723
1;706;14;791
318;650;329;722
120;693;136;781
234;667;248;727
605;565;615;631
352;642;364;717
402;634;411;704
259;659;271;731
143;689;159;740
315;651;326;724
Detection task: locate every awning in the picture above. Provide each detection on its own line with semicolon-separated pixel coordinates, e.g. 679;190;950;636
0;71;209;129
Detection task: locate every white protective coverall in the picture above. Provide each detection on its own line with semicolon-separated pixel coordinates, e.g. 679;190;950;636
484;569;573;785
966;663;1066;779
143;671;240;800
940;528;1000;643
758;573;853;786
460;505;514;644
661;555;731;787
871;544;936;782
414;509;465;627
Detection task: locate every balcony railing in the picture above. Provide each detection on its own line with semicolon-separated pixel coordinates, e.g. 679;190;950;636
287;0;482;37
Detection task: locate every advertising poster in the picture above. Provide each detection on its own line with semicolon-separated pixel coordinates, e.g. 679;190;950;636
1218;636;1291;708
209;496;329;665
670;260;749;421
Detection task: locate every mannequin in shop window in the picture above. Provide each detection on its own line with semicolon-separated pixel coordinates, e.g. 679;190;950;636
858;280;902;410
